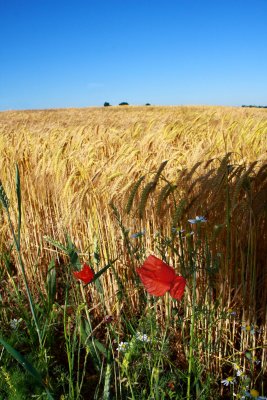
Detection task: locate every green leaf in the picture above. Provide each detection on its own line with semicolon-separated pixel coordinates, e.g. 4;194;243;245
84;258;118;288
64;232;80;268
80;319;102;371
46;258;56;309
94;338;108;358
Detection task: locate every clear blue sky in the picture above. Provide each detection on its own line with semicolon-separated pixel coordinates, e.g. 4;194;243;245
1;0;267;110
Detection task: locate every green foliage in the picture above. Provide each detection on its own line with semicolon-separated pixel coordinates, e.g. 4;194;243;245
46;258;57;312
0;364;45;400
0;335;54;399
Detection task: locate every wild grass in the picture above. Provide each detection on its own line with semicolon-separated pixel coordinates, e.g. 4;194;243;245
0;105;266;399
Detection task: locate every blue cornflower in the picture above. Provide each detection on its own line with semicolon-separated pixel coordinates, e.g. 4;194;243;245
131;230;146;238
188;216;207;224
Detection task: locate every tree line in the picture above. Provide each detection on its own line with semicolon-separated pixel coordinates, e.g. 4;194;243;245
104;102;151;107
241;105;267;108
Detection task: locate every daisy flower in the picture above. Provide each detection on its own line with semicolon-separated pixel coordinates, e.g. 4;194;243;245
233;363;244;376
241;325;255;334
243;389;267;399
116;342;130;352
221;376;236;386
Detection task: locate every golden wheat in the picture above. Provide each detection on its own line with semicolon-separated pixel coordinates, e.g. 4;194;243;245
0;106;266;319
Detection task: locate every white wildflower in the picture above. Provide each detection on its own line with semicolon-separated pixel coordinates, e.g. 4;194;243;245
135;331;151;343
116;342;129;352
221;376;236;386
10;318;22;330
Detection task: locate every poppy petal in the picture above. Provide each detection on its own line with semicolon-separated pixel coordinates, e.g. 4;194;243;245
169;276;186;300
73;263;94;284
136;269;171;296
140;255;176;284
137;255;176;296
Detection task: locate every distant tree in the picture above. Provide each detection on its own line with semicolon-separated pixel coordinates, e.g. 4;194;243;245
241;104;267;108
119;102;129;106
104;102;111;107
145;103;151;106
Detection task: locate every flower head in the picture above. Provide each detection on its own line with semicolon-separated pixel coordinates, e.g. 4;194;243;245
240;390;267;399
131;230;146;238
252;356;261;365
136;331;151;343
116;342;129;352
10;318;22;330
221;376;236;386
228;308;237;317
250;390;260;398
73;263;94;284
241;325;255;334
137;255;186;300
188;216;207;224
182;231;194;239
233;363;244;376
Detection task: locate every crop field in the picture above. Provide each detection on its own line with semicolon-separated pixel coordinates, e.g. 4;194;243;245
0;105;266;399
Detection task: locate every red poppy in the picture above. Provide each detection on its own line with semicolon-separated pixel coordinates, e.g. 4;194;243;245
137;255;186;300
73;263;94;284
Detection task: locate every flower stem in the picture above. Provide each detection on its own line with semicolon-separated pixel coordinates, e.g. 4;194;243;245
187;266;196;399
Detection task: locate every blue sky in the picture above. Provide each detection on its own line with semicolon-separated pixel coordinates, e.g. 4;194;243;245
1;0;267;110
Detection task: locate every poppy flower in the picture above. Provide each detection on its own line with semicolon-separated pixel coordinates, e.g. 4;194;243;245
73;263;94;284
137;255;186;300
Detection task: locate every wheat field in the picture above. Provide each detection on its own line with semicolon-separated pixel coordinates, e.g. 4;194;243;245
0;105;266;397
1;105;266;286
1;105;266;301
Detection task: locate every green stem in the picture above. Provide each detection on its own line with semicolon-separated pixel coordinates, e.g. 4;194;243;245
187;267;196;400
63;288;75;399
7;211;42;347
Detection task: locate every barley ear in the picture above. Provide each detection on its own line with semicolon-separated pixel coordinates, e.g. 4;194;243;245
172;198;187;227
152;160;168;185
0;180;9;211
139;181;156;219
125;176;145;214
156;183;177;216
